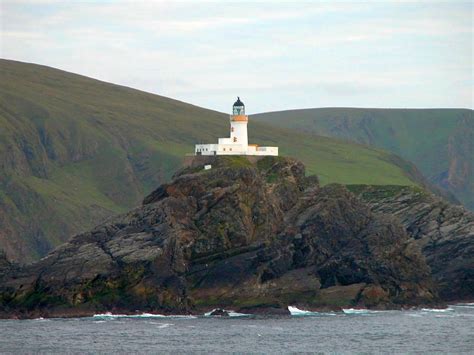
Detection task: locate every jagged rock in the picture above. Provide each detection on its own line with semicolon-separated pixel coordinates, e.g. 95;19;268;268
352;185;474;301
0;157;463;318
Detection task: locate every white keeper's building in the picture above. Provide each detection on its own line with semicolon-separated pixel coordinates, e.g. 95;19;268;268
195;98;278;156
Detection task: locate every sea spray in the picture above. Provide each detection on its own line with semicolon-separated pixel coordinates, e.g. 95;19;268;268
203;309;251;317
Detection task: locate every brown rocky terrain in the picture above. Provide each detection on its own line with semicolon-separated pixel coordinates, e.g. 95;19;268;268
350;185;474;301
1;156;471;319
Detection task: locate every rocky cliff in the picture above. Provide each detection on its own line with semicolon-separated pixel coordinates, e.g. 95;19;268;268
1;156;471;318
350;185;474;301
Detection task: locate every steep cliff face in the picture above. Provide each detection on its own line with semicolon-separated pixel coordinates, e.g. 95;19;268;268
0;157;438;318
445;116;474;209
350;185;474;301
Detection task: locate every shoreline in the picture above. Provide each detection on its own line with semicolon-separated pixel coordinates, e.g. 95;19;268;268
3;300;472;320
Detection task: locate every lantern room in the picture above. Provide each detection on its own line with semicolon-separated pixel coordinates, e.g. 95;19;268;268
232;97;245;115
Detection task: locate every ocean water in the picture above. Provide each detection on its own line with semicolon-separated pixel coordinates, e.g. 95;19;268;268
1;304;473;353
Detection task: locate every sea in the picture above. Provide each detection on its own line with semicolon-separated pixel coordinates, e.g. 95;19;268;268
1;304;473;354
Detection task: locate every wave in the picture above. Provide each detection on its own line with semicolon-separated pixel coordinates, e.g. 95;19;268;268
288;306;319;316
342;308;381;315
288;306;336;316
92;312;196;319
203;309;251;317
156;323;173;329
421;308;454;313
451;303;474;308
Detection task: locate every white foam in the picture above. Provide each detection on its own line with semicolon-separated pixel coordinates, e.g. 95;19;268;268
228;311;251;317
421;307;454;313
288;306;319;316
156;323;173;329
203;309;251;317
451;303;474;308
342;308;379;314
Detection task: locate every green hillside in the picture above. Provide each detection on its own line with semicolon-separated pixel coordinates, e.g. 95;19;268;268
1;60;424;263
254;108;473;210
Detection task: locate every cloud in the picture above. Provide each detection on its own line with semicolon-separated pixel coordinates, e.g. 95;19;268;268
1;1;472;111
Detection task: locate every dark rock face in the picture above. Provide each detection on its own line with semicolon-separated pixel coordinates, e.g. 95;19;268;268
0;157;455;318
352;185;474;301
0;251;13;274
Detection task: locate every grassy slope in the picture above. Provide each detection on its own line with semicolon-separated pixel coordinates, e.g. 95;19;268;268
253;108;474;210
1;60;420;262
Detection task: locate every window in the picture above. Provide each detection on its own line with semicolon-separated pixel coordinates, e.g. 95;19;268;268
230;148;232;151
223;148;226;151
233;107;245;115
231;127;234;132
233;137;237;142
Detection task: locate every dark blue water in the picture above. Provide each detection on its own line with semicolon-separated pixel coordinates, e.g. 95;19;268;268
1;305;473;353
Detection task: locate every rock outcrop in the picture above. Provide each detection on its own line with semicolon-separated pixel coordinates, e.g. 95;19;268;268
351;185;474;301
2;156;467;318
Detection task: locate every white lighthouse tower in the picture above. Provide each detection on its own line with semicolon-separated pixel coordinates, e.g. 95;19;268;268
229;97;248;148
194;98;278;156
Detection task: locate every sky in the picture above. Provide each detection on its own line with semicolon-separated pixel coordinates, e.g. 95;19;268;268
1;0;473;113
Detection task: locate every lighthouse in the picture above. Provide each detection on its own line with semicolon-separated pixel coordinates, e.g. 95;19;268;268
229;97;249;148
194;98;278;156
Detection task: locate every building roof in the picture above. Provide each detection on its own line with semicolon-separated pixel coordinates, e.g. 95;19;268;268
233;97;244;107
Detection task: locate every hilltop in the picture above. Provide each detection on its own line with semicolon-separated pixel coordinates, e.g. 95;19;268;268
253;108;474;210
0;60;430;262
